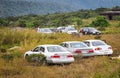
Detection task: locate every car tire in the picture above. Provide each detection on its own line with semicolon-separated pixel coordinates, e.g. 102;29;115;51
25;54;29;59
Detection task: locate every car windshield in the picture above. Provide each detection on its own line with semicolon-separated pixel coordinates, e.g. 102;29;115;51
67;28;75;31
89;28;96;31
92;41;106;46
47;46;66;52
70;43;87;48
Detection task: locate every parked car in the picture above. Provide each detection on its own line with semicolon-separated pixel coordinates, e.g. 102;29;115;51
37;28;53;34
62;27;78;34
24;45;74;64
83;40;113;56
57;26;65;33
60;41;95;57
79;27;101;35
49;28;57;33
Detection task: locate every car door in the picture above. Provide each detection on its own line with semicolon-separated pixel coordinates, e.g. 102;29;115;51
39;47;45;53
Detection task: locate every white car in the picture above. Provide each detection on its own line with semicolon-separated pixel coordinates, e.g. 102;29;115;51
57;26;65;33
24;45;74;64
37;28;53;34
60;41;95;57
62;27;78;34
83;40;113;55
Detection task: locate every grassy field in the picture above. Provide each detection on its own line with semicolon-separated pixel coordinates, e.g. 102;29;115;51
0;25;120;78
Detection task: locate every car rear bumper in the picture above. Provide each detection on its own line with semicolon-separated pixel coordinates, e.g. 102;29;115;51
72;53;95;57
94;50;113;55
82;53;95;57
47;58;74;64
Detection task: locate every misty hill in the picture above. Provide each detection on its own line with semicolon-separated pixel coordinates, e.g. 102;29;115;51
0;0;120;17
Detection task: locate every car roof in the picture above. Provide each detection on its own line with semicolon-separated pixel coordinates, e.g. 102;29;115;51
83;40;103;42
62;41;83;43
37;44;60;47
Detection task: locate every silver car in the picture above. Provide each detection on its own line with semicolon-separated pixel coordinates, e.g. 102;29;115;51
60;41;95;57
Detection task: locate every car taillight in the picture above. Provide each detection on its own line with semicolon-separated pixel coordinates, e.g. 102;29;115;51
74;49;82;53
80;30;83;33
88;50;94;53
67;54;73;58
108;47;112;49
95;48;102;50
51;54;60;58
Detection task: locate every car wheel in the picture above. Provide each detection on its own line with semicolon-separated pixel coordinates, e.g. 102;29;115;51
83;32;87;35
96;32;100;35
25;54;29;59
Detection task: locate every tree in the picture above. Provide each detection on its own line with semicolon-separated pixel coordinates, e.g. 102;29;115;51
26;21;34;28
17;19;26;27
90;16;109;28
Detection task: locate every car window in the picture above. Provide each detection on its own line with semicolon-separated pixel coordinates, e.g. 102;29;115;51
67;28;75;31
47;46;66;52
40;47;45;52
33;47;40;52
70;43;87;48
83;28;88;31
60;43;64;47
89;28;96;31
83;42;90;47
60;43;69;48
64;43;69;48
92;41;106;46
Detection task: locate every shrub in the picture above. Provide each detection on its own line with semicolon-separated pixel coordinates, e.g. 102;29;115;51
25;54;46;65
1;54;14;61
9;50;23;58
90;16;109;28
0;48;7;53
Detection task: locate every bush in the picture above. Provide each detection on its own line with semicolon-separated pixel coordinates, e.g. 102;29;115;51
1;54;14;61
0;48;7;53
90;16;109;28
9;50;23;58
25;54;46;65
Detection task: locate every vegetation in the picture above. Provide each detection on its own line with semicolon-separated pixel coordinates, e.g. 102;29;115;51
25;54;46;65
0;10;97;27
0;7;120;78
0;6;119;28
0;23;120;78
0;0;119;17
90;16;109;27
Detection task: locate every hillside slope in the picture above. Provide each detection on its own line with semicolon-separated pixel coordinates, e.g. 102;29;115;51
0;0;120;17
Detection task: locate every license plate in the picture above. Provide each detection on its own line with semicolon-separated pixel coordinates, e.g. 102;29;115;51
61;56;66;59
